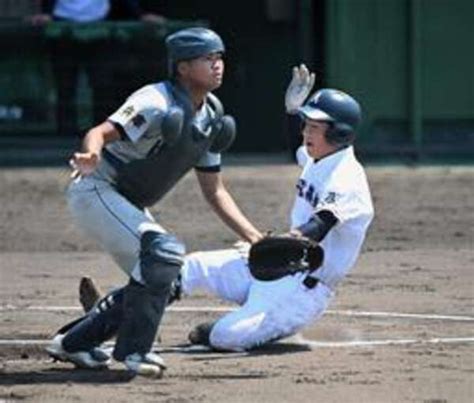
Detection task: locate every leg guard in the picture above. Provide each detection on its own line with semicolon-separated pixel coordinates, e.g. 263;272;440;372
167;273;182;306
113;231;185;361
61;287;124;353
139;231;185;290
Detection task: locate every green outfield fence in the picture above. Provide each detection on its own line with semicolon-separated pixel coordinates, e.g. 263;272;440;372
324;0;474;160
0;0;473;162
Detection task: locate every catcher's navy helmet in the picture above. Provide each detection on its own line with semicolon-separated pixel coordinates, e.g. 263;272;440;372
298;89;362;146
166;27;225;68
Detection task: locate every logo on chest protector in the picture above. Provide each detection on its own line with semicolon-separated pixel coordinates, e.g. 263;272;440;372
121;105;135;117
132;113;146;128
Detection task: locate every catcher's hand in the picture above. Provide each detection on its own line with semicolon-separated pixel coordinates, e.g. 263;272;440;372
285;64;316;114
248;234;324;282
70;152;100;179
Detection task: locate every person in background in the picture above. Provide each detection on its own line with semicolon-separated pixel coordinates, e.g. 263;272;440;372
30;0;165;136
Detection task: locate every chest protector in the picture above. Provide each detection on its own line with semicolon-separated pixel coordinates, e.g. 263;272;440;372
115;81;235;209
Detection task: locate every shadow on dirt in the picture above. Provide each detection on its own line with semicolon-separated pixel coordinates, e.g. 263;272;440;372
0;368;135;385
181;373;273;380
162;341;312;362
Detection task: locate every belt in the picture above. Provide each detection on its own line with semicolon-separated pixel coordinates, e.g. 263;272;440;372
303;276;319;289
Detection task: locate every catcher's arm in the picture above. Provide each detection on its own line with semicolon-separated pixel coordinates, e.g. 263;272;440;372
70;121;120;178
196;170;263;244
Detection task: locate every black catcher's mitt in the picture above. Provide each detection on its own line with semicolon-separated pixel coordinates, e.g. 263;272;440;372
248;235;324;281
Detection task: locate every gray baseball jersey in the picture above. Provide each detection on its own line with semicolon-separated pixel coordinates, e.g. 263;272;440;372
94;82;221;183
67;81;224;281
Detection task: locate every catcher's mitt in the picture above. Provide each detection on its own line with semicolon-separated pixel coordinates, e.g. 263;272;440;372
248;234;324;281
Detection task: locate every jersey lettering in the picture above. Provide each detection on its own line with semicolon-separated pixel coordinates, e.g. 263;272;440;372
324;191;337;204
296;179;319;208
296;178;306;197
305;184;316;206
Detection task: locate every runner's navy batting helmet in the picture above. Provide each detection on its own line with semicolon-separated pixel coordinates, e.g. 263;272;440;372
298;89;362;146
165;27;225;76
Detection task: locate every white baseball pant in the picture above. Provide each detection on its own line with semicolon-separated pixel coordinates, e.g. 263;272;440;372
181;248;334;351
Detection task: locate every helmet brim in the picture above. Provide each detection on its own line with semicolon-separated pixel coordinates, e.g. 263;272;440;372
298;105;334;122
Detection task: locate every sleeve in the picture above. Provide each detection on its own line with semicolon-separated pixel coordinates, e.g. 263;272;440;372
108;87;167;143
315;183;366;225
194;151;222;172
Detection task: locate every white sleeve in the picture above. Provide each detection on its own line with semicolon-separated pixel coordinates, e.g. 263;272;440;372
315;183;370;225
108;87;168;143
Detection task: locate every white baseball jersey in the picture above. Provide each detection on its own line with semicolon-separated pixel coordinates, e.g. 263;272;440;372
180;145;374;351
291;145;374;288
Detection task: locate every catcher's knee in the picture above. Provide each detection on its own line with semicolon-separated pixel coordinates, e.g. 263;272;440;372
139;228;185;292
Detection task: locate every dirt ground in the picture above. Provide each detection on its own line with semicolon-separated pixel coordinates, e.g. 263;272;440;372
0;158;473;402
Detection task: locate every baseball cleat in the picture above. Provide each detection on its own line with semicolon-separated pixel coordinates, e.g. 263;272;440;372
79;276;103;312
123;352;167;378
46;334;111;369
188;321;215;346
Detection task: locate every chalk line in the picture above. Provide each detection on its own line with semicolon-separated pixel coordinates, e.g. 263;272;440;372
1;305;473;322
1;336;474;349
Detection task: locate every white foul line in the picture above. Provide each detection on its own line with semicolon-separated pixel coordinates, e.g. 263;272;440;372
1;336;474;348
1;305;474;322
297;336;474;348
326;310;474;322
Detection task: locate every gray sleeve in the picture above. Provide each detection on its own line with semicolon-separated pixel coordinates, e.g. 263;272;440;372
108;85;167;143
194;151;222;171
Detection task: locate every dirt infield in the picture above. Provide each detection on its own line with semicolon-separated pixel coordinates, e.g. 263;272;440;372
0;160;473;402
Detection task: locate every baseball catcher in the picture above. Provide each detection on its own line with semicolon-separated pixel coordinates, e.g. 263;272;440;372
46;27;263;377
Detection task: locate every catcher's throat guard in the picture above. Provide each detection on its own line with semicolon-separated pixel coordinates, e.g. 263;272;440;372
248;235;324;282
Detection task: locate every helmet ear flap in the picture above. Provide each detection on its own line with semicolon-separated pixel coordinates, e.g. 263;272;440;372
325;122;355;146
